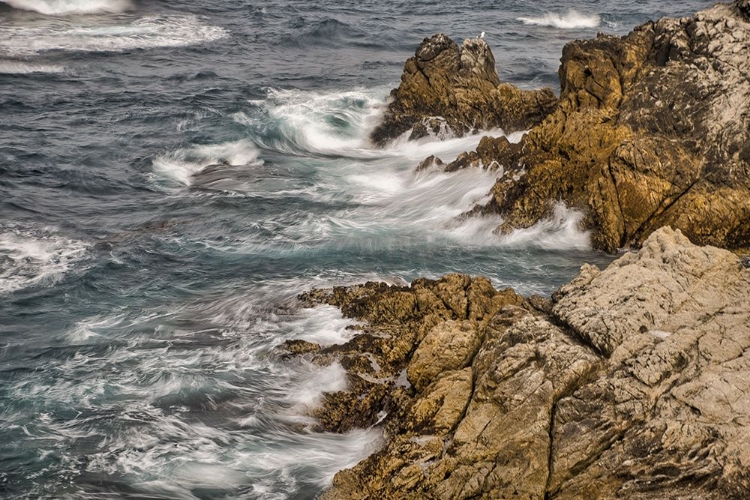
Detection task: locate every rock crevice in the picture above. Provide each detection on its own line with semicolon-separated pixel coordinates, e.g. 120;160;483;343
383;1;750;252
291;228;750;499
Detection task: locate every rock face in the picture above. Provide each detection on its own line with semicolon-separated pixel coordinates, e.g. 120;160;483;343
370;34;557;145
410;1;750;252
298;228;750;499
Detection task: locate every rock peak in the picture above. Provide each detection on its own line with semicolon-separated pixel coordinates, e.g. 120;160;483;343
370;33;556;145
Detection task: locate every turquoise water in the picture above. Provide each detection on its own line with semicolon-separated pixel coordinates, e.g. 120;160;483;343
0;0;712;497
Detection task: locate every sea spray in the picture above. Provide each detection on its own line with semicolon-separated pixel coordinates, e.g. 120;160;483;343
0;0;132;15
0;227;89;294
518;10;601;29
0;14;228;56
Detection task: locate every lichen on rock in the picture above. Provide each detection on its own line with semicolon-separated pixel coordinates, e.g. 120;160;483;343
482;1;750;252
297;227;750;499
370;34;557;145
386;1;750;253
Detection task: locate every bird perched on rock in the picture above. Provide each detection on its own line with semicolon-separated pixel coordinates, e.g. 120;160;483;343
479;31;485;38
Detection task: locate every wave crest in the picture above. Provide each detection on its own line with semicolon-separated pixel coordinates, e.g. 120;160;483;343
0;227;89;294
518;10;600;29
0;14;228;56
0;0;132;15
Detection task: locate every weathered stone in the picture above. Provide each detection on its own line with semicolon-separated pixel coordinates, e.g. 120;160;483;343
370;34;557;145
407;320;479;391
310;227;750;499
433;0;750;252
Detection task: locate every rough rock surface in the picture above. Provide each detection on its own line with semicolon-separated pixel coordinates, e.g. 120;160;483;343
370;34;557;145
423;1;750;252
296;228;750;499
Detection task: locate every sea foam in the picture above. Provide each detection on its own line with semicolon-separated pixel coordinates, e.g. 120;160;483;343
1;0;132;15
0;14;228;56
518;10;601;29
0;227;89;294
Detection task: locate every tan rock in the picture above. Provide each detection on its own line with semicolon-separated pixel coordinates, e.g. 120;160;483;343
312;227;750;499
407;320;479;391
370;34;557;145
434;0;750;252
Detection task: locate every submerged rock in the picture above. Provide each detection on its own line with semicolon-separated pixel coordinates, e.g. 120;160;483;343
300;228;750;499
447;0;750;252
370;34;557;145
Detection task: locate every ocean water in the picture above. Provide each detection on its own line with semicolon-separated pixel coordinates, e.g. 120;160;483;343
0;0;712;498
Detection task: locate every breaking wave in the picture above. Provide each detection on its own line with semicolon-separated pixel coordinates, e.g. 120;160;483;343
518;10;601;29
0;226;89;294
0;14;228;56
0;60;64;73
0;0;132;15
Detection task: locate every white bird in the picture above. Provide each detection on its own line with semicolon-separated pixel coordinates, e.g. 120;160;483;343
479;31;485;39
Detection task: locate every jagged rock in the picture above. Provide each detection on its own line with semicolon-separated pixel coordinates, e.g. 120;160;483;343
370;34;557;145
306;228;750;499
416;155;444;172
279;339;321;356
445;0;750;252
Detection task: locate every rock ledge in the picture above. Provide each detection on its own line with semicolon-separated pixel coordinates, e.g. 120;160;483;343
295;228;750;499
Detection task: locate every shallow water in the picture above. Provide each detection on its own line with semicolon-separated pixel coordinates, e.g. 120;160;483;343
0;0;713;497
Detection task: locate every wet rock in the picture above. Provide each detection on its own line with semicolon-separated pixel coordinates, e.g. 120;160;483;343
438;0;750;252
312;227;750;499
416;155;444;172
279;339;321;356
370;34;557;145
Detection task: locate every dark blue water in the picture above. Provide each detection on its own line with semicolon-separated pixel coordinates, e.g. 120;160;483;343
0;0;712;498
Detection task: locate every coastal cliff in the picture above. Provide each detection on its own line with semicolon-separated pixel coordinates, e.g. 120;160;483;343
375;0;750;253
297;228;750;499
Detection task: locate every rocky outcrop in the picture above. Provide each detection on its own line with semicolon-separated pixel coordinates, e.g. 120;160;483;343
296;228;750;499
370;34;557;145
413;1;750;252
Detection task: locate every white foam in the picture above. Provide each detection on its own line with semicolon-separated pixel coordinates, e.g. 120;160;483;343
242;88;385;158
283;361;349;413
152;139;262;186
495;202;592;251
518;10;601;29
1;0;132;15
281;305;361;346
0;227;88;294
0;60;64;74
0;14;228;57
238;427;384;488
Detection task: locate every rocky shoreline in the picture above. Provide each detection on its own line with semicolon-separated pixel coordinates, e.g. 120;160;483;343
289;1;750;498
375;0;750;253
294;228;750;499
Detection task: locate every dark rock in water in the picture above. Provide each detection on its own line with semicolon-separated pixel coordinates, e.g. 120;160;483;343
303;228;750;499
370;34;557;145
278;339;321;356
439;0;750;252
416;155;444;172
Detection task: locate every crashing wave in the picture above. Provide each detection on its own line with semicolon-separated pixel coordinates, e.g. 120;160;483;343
518;10;601;29
0;227;89;294
0;14;228;56
0;0;132;15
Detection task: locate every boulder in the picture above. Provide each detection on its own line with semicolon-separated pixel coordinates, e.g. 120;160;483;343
370;34;557;145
